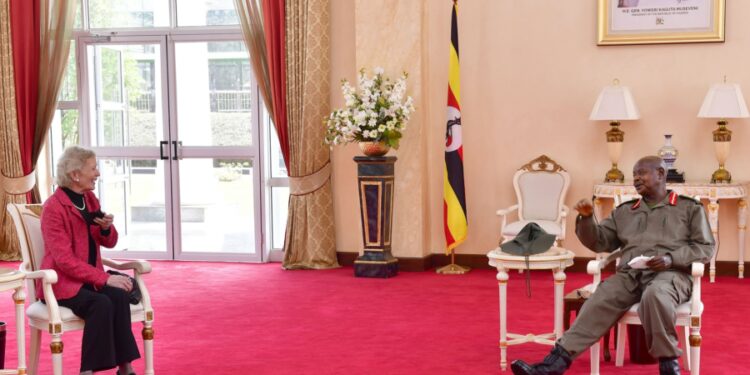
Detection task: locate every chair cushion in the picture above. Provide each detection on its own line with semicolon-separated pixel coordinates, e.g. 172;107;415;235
517;173;565;221
502;220;562;238
27;300;146;323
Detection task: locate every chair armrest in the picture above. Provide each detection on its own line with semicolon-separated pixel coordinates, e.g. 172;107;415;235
22;269;64;327
690;262;704;314
103;258;155;321
691;262;704;278
587;260;603;275
103;258;152;275
588;251;620;274
22;269;58;284
496;205;519;237
496;205;518;217
587;260;602;292
558;205;570;241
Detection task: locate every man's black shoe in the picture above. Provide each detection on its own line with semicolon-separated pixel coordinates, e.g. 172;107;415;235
510;359;537;375
510;344;572;375
659;357;681;375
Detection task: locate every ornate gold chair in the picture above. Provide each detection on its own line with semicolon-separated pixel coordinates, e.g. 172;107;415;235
6;203;155;375
497;155;570;246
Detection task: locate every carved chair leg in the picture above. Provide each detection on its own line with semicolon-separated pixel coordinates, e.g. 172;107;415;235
50;335;64;375
679;325;690;371
29;327;41;375
590;342;600;375
689;331;701;375
143;323;155;375
615;323;626;366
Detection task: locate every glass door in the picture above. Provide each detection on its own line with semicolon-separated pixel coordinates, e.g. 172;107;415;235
80;35;262;261
81;36;173;260
168;35;261;261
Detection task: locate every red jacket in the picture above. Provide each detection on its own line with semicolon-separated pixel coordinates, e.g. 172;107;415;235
39;188;118;300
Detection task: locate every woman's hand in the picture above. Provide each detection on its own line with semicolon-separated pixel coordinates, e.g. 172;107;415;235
93;213;114;230
106;274;133;291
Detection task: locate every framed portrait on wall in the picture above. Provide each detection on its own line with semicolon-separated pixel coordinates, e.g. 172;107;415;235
597;0;725;45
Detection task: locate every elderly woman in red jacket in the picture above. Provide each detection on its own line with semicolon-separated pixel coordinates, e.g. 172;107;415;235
40;146;139;375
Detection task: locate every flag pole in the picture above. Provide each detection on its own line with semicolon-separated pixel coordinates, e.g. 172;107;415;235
438;0;468;275
436;249;470;274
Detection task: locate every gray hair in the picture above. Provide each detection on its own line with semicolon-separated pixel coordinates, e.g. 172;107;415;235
55;146;97;188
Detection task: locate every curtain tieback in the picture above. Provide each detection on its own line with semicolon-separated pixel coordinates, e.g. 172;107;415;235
289;162;331;196
1;170;36;195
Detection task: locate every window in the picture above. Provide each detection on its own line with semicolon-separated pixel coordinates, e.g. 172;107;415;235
265;107;288;250
176;0;239;27
48;0;290;260
209;59;252;113
51;42;80;170
132;61;156;112
88;0;168;29
174;41;252;147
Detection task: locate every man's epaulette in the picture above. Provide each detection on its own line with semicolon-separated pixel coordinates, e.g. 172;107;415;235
678;194;701;204
616;198;639;208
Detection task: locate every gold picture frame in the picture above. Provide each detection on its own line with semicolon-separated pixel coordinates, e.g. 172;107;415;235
597;0;725;45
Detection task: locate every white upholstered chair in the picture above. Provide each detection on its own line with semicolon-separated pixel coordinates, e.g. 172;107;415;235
587;257;704;375
6;203;155;375
497;155;570;246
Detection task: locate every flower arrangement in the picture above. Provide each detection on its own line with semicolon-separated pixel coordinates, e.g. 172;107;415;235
324;67;415;150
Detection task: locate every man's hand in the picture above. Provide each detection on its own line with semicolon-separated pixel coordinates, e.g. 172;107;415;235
646;254;673;271
106;274;133;292
574;199;594;217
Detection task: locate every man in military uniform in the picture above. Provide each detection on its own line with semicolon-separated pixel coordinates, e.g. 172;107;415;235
511;156;714;375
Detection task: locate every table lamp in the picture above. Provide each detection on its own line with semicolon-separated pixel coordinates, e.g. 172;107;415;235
590;79;640;182
698;81;749;183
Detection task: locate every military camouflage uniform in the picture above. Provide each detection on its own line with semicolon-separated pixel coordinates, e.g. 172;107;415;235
558;191;714;359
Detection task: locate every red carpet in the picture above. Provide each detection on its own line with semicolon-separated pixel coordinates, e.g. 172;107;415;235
0;261;747;374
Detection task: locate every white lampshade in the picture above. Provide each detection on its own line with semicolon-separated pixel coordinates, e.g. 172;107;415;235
698;83;750;119
589;84;640;121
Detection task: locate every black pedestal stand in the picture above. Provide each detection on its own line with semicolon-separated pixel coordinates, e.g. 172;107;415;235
353;156;399;278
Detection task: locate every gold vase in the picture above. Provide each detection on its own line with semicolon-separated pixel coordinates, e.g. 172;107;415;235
358;141;390;157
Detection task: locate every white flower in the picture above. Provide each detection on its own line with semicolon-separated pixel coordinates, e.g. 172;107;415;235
325;67;414;148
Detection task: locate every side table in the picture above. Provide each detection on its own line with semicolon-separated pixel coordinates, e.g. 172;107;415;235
487;247;574;371
0;268;25;375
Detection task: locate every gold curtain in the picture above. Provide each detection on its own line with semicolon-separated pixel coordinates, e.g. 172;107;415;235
0;0;25;260
234;0;274;118
282;0;338;269
34;0;76;172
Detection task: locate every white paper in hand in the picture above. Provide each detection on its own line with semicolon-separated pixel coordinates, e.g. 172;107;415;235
627;255;653;270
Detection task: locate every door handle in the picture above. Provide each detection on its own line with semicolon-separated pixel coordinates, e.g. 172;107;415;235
172;141;182;160
159;141;168;160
